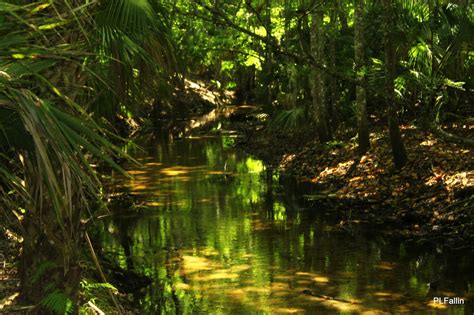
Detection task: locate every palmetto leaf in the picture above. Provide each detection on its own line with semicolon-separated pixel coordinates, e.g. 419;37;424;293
0;0;142;309
0;162;29;205
3;59;58;79
90;0;176;117
0;34;28;50
408;40;432;74
270;108;307;130
399;0;430;23
2;86;127;226
103;0;154;35
0;2;19;12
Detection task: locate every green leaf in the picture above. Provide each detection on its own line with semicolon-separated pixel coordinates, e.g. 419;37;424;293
40;290;74;315
443;78;465;90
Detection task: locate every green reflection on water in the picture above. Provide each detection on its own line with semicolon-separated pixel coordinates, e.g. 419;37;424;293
97;136;472;315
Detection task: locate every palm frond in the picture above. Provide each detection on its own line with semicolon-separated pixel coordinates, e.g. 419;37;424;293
0;0;139;309
269;107;307;130
101;0;154;35
90;0;176;118
408;39;432;74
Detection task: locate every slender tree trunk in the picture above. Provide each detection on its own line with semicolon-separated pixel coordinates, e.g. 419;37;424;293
263;0;274;109
329;0;338;127
310;7;330;142
285;0;297;109
383;0;407;168
299;0;312;114
354;0;370;153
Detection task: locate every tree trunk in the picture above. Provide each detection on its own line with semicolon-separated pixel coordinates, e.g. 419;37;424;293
260;0;274;110
354;0;370;153
383;0;407;168
285;0;297;109
310;7;330;142
329;0;338;127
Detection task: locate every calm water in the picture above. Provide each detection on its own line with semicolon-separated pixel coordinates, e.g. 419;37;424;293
98;135;473;314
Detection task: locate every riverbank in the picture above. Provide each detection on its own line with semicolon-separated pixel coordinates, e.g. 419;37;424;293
235;117;473;250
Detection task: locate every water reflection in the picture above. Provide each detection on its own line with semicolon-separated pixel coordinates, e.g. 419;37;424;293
99;136;473;314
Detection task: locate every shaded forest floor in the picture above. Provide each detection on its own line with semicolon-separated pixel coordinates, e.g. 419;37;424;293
234;116;473;250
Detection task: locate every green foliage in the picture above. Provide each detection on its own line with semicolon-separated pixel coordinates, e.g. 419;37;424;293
269;108;307;130
323;140;345;150
225;81;237;89
408;40;433;74
99;0;154;35
0;0;137;309
91;0;176;118
222;136;235;148
31;261;57;284
80;278;118;303
40;290;74;315
81;279;118;294
79;279;120;314
395;0;473;117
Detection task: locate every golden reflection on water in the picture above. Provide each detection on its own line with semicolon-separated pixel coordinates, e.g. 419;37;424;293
375;261;398;271
101;137;472;315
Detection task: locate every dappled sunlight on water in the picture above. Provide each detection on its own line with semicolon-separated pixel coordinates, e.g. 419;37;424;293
98;136;473;314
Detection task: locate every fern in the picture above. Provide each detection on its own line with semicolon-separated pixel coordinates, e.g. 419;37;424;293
40;290;74;315
81;279;118;293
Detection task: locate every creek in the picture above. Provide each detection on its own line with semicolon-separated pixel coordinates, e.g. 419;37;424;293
97;133;473;314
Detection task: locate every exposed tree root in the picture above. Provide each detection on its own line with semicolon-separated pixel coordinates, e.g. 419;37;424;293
430;122;474;147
